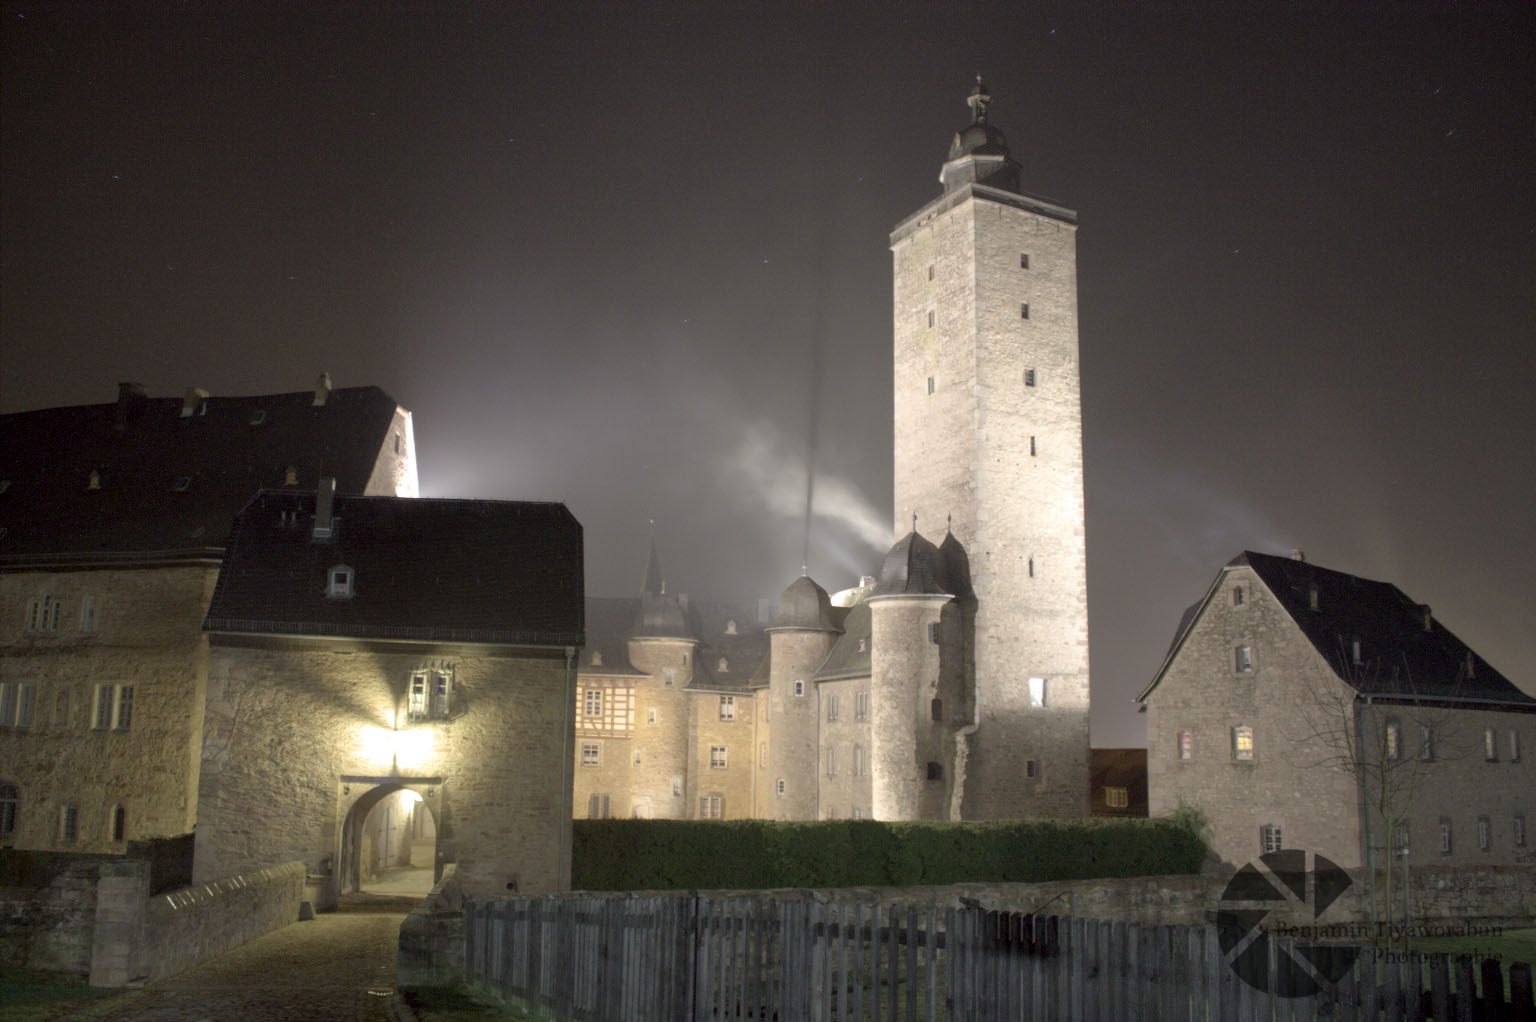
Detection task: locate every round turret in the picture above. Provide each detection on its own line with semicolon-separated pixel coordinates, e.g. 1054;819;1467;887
632;592;691;639
875;531;950;596
771;575;837;631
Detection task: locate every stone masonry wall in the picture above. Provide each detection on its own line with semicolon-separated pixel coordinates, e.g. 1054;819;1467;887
0;856;100;973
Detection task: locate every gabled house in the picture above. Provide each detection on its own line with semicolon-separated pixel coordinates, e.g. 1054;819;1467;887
195;490;583;898
1139;551;1534;869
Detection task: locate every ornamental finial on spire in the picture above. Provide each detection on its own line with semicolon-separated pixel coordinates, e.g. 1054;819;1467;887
968;75;991;126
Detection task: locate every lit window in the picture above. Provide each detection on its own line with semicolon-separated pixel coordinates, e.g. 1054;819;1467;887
854;745;867;776
409;669;452;719
793;680;805;698
87;470;100;491
0;784;16;838
725;619;737;635
0;683;37;729
1386;721;1400;760
826;694;838;721
1029;677;1047;708
326;565;354;598
1478;816;1490;851
59;805;78;845
1024;368;1036;387
92;685;132;731
1020;302;1029;319
110;805;126;842
285;465;299;486
1440;819;1452;854
1178;730;1193;760
855;691;869;720
826;747;837;777
1485;728;1497;762
584;689;603;717
1233;586;1245;606
709;746;727;769
580;743;599;767
1232;726;1254;761
1235;646;1253;673
1019;253;1029;269
718;657;729;671
1351;638;1362;665
719;695;735;721
1261;824;1282;854
1105;787;1128;809
590;651;603;667
775;778;786;797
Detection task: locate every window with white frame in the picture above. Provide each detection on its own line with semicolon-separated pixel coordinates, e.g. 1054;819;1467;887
855;690;869;720
826;746;837;777
793;679;805;698
826;694;839;721
1261;824;1282;854
59;804;78;845
1232;726;1254;761
1234;645;1253;673
1233;586;1245;606
93;685;132;731
584;689;603;717
1393;823;1410;856
1478;816;1491;851
700;794;723;819
759;742;768;768
1420;726;1434;761
647;708;656;724
709;746;727;769
852;806;864;820
1104;786;1128;809
0;783;17;839
409;669;452;719
854;745;867;776
80;595;97;634
1386;721;1400;760
775;778;786;797
718;695;735;721
664;669;674;687
587;793;610;818
1512;730;1522;762
0;683;36;729
671;777;682;797
1028;677;1047;707
326;565;354;598
1485;728;1498;761
1178;730;1192;760
580;743;599;766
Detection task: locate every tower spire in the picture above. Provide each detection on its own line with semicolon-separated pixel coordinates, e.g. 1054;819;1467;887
641;527;665;596
968;74;990;126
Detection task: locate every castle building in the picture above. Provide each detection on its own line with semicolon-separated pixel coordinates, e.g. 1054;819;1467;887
571;81;1092;822
0;379;416;853
1140;551;1533;868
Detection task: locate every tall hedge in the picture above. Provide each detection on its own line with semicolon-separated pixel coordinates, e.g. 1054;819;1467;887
571;813;1206;891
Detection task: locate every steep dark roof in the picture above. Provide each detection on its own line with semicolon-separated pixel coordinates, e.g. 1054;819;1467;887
814;601;872;682
204;491;583;646
1141;551;1533;709
0;384;400;563
580;598;648;677
1237;551;1531;706
770;575;839;631
579;595;768;691
873;529;970;598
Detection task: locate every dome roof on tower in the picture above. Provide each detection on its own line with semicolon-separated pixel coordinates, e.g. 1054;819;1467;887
948;122;1010;161
875;527;970;598
770;575;838;631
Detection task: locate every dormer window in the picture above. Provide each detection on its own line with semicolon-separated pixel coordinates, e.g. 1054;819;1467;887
590;651;603;667
88;470;101;491
249;409;267;426
172;475;192;492
327;565;354;598
725;619;737;635
285;465;299;486
718;658;729;672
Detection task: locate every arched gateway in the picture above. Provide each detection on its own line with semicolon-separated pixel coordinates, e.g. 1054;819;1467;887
337;779;445;896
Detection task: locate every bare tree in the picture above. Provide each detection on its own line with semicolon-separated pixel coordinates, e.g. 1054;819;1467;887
1281;641;1469;950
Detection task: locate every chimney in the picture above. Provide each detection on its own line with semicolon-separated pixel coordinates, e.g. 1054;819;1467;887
113;382;148;431
180;387;209;418
314;477;336;539
313;372;332;407
1421;604;1433;632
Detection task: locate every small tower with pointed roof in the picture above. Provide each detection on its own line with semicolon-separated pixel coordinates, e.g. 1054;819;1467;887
761;575;841;820
626;538;696;819
889;80;1090;818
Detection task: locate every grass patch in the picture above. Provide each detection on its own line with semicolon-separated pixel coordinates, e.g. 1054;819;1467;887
0;968;133;1021
404;985;542;1021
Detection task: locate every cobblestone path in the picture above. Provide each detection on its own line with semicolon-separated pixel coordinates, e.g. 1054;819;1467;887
88;907;407;1022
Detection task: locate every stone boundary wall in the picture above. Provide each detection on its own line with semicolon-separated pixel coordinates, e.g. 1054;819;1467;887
0;857;101;974
142;860;306;984
398;864;464;989
89;859;304;987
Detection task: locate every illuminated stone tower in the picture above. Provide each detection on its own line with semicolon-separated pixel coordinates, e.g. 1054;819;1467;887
889;79;1090;818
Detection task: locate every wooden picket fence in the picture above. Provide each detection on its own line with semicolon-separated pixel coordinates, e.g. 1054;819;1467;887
462;890;1534;1020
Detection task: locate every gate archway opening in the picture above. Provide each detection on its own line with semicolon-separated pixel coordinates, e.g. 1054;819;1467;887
339;782;438;897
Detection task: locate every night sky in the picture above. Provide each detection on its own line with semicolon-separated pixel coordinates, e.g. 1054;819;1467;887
4;3;1532;747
